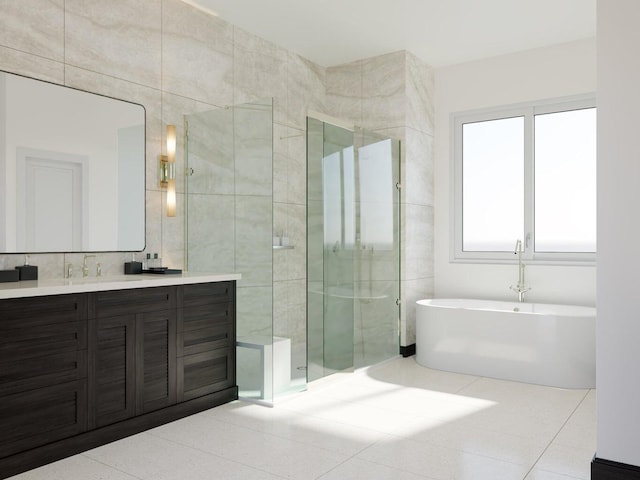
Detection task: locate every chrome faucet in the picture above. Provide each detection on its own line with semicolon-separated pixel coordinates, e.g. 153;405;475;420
82;254;96;278
510;239;530;302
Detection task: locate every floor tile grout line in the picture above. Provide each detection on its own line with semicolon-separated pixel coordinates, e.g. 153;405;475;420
453;374;482;394
520;388;592;479
141;430;291;479
316;436;441;480
200;404;388;456
79;453;147;480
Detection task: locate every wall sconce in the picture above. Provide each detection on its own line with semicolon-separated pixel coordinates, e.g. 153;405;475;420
160;125;177;217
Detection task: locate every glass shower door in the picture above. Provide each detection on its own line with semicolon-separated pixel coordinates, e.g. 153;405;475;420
185;99;276;404
307;117;400;382
353;128;401;368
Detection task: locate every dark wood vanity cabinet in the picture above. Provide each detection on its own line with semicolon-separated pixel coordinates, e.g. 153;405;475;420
0;281;237;479
0;294;88;459
179;282;235;401
89;286;177;428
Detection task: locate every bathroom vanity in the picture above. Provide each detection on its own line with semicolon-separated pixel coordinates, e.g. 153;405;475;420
0;273;239;479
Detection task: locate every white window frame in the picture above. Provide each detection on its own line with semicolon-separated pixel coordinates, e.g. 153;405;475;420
451;94;596;265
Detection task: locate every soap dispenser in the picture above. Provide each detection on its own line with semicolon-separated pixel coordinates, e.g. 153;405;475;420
15;255;38;280
124;253;142;275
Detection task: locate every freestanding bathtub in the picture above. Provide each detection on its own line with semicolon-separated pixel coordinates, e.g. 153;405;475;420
416;299;595;389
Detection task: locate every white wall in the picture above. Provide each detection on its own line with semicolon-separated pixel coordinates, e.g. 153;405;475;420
434;38;597;306
596;0;640;467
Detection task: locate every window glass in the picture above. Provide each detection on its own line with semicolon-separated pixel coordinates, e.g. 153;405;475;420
534;108;596;253
462;117;524;251
454;97;596;262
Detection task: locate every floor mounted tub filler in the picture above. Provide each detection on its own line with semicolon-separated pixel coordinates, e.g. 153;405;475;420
416;299;595;389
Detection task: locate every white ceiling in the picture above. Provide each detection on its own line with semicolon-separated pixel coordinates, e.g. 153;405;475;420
185;0;596;67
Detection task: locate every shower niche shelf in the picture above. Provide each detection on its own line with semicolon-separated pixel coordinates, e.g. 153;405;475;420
272;245;294;250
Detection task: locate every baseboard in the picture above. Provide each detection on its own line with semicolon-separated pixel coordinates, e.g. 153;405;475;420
592;456;640;479
400;344;416;357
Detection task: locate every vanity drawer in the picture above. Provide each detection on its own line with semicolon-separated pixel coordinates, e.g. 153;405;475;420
181;301;234;332
0;321;87;359
177;348;234;401
0;294;86;329
179;323;234;357
0;350;87;397
182;282;234;307
92;286;176;317
0;379;87;459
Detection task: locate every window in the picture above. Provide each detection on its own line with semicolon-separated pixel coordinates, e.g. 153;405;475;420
453;96;596;263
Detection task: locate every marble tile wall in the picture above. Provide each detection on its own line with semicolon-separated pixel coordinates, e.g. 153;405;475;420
325;51;435;346
401;52;435;345
0;0;433;353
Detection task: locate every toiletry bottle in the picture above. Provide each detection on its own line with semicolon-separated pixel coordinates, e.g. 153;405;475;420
153;253;161;269
143;253;150;270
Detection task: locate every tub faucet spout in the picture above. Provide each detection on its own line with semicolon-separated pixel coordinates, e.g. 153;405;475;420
510;239;530;302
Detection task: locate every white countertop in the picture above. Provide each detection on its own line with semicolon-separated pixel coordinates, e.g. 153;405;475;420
0;272;241;299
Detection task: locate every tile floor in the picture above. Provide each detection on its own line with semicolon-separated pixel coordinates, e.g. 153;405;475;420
10;357;596;480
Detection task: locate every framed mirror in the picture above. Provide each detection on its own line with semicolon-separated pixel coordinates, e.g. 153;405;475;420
0;70;146;253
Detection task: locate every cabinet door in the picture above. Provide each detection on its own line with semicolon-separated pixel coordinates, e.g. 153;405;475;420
0;379;87;459
177;282;236;402
136;309;177;414
178;302;234;356
178;348;234;402
89;315;136;429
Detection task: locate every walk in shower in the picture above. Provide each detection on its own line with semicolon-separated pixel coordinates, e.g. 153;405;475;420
307;117;401;382
185;99;304;404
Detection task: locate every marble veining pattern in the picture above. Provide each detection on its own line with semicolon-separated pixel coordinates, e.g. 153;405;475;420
236;285;273;338
64;0;162;88
235;196;273;287
0;0;64;61
233;38;287;108
0;46;64;83
185;194;235;274
403;204;435;280
161;0;233;106
406;51;435;135
361;51;406;131
184;107;235;195
403;128;435;207
325;60;363;127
